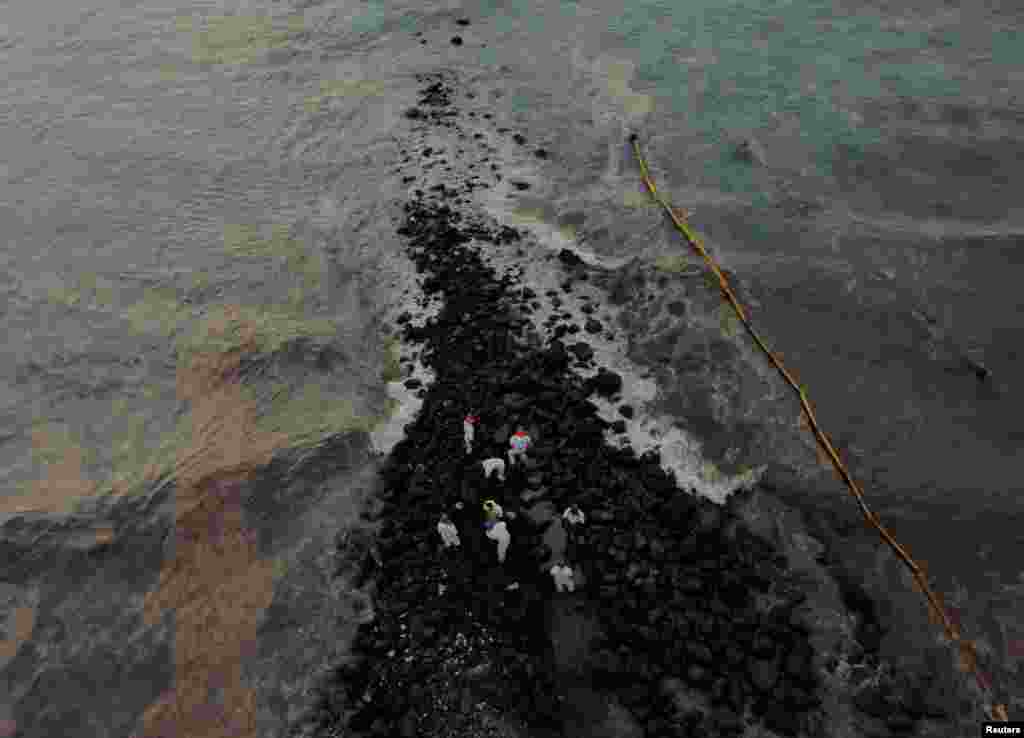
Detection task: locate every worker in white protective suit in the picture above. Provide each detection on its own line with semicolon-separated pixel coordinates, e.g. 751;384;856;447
485;519;511;563
482;498;504;522
463;414;478;454
436;513;461;549
562;504;585;527
482;457;506;482
550;562;575;593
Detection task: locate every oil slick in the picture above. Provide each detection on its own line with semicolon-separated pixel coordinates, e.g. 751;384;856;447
187;14;302;66
305;79;387;113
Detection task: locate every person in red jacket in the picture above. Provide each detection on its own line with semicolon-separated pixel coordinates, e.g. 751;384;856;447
463;414;478;454
508;428;531;467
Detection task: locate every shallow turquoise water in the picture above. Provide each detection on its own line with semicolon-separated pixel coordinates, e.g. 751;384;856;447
462;0;1017;203
610;0;962;194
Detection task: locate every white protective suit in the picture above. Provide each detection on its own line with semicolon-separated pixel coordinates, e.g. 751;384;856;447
437;519;461;548
550;564;575;593
562;507;585;526
486;520;511;563
482;457;506;481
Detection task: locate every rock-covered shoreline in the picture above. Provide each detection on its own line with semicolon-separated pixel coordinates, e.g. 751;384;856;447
295;69;984;738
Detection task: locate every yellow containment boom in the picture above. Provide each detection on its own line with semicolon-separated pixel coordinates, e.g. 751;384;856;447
629;133;1009;723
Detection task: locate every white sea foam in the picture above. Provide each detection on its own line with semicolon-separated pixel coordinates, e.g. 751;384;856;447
369;359;435;456
367;249;441;456
474;192;765;505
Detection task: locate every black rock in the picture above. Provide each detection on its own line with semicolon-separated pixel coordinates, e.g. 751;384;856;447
456;18;470;25
397;711;417;737
503;392;529;410
679;576;704;595
404;378;422;389
685;663;711;685
451;36;463;45
404;108;424;120
853;687;890;718
497;225;521;243
784;640;814;678
762;703;799;736
735;137;768;167
349;706;378;731
748;656;780;693
610;420;627;434
618;404;634;419
685;641;713;665
751;634;776;658
568;342;594;362
544;341;570;370
886;713;917;733
587;368;622;398
534;148;549;158
897;674;950;719
513;133;527;145
783;685;821;709
557;249;584;268
585;318;603;334
532;543;552;563
511;180;531;191
645;717;672;737
695;504;724;535
593;648;621;675
727;675;748;712
709;708;745;736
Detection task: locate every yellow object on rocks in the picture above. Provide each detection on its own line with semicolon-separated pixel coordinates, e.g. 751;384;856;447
482;499;503;521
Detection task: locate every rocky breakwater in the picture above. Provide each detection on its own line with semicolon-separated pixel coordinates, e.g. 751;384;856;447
294;70;860;738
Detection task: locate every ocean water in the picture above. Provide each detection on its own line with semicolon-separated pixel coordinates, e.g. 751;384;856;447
2;0;1022;714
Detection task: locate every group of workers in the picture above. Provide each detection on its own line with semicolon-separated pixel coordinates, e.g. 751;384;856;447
463;414;528;460
436;500;586;593
431;414;588;595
